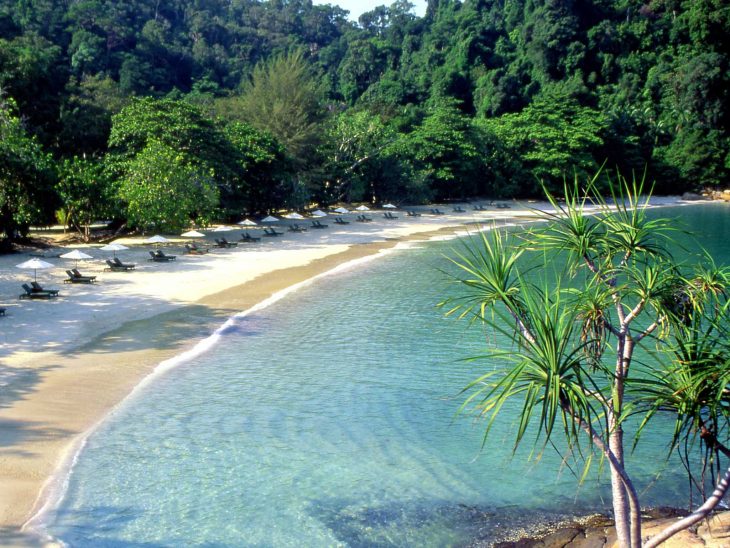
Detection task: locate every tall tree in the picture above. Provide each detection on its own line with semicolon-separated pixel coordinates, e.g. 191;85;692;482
317;109;396;203
399;99;485;200
214;49;325;166
56;156;116;241
119;140;218;232
108;97;239;184
223;121;291;215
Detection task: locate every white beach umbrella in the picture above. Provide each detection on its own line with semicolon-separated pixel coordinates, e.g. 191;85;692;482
284;212;305;220
355;205;370;211
237;218;257;226
16;258;54;281
60;249;93;268
312;210;327;217
212;226;234;232
181;230;205;238
145;235;169;244
334;207;349;214
261;215;279;223
383;203;397;209
100;243;128;257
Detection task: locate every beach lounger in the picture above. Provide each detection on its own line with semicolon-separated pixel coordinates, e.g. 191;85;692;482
473;204;487;211
334;217;350;225
240;232;261;243
311;220;328;229
31;281;60;296
288;224;308;233
149;250;177;261
496;203;511;209
185;243;209;254
406;210;422;217
73;268;97;282
64;270;96;284
105;258;135;272
214;237;238;248
356;215;373;222
430;208;445;215
453;206;466;213
20;283;54;299
383;212;399;219
263;227;284;236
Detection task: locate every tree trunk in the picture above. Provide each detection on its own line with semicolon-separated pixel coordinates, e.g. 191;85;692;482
609;421;632;547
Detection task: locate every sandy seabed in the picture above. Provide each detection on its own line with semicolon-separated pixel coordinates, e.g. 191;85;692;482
0;199;693;546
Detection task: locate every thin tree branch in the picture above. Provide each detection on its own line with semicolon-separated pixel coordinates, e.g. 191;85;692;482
643;465;730;548
635;320;661;343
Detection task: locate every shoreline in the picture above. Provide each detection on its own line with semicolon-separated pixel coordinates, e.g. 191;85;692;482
1;210;524;546
0;199;711;545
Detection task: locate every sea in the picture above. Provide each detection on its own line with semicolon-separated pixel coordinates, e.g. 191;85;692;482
38;203;730;546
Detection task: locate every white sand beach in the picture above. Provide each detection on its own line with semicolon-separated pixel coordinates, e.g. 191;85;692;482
0;200;690;545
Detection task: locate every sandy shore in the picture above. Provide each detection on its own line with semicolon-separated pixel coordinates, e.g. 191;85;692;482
0;199;693;546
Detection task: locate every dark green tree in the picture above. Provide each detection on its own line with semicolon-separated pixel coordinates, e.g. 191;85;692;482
215;50;325;166
56;156;116;241
119;140;219;232
0;96;56;248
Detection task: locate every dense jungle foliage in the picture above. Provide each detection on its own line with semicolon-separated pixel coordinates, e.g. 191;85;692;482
0;0;728;238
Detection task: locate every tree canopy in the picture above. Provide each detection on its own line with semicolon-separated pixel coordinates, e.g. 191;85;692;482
0;0;728;244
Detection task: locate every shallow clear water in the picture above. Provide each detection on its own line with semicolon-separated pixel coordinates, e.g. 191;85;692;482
43;204;730;547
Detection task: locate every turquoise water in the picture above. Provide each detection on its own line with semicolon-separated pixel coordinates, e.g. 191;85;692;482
42;204;729;546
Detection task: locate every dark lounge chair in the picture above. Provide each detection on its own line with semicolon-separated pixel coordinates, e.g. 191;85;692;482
149;250;176;261
240;232;261;243
20;283;55;299
288;224;308;233
430;208;445;215
105;258;136;272
64;269;96;284
263;227;284;236
31;281;60;296
311;220;328;229
473;204;487;211
356;215;373;222
334;217;350;225
185;243;209;254
453;206;466;213
406;210;422;217
214;237;237;248
496;202;511;209
383;211;399;219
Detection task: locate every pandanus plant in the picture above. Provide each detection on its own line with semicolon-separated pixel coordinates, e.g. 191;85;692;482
443;172;730;547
